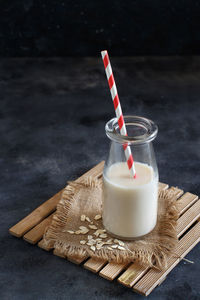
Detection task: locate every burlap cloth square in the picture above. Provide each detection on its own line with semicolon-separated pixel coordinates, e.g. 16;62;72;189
43;176;179;270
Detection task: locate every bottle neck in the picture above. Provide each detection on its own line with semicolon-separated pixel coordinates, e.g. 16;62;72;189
105;115;158;145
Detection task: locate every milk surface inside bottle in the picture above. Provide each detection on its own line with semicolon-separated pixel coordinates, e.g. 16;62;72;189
103;116;159;239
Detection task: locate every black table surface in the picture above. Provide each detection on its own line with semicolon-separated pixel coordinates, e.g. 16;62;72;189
1;57;200;300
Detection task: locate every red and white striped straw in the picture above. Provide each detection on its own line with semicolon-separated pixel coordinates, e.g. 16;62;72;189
101;50;136;178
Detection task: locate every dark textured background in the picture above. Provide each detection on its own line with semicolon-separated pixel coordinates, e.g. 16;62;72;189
1;57;200;299
1;1;200;298
1;0;200;56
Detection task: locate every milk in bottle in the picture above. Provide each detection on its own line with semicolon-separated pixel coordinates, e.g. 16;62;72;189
103;161;158;238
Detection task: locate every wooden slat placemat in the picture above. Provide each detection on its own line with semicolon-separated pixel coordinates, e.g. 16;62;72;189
9;161;200;296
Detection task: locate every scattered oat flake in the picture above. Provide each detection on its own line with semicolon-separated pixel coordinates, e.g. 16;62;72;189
107;239;113;243
90;239;96;244
118;246;126;250
107;246;113;250
79;227;89;234
94;229;105;236
111;245;118;249
97;242;104;247
67;230;74;234
88;235;93;240
86;216;91;223
96;246;102;250
87;239;96;246
80;240;86;245
99;234;107;238
105;240;113;245
79;226;88;230
94;215;101;220
114;239;125;246
75;230;82;234
90;246;96;252
98;229;106;233
118;240;125;246
81;230;89;234
87;241;95;246
81;215;86;221
89;225;97;229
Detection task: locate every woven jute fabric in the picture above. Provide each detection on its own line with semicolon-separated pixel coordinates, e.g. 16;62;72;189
43;177;179;270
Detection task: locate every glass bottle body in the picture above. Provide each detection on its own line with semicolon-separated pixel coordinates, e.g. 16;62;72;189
103;116;159;239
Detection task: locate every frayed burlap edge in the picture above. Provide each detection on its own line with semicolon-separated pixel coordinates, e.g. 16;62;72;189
42;177;179;270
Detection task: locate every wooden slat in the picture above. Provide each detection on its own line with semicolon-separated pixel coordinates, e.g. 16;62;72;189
80;160;104;180
99;262;130;281
177;199;200;237
9;189;63;238
133;221;200;296
84;258;108;273
158;276;167;286
9;161;104;238
177;192;198;215
118;262;149;287
23;213;54;244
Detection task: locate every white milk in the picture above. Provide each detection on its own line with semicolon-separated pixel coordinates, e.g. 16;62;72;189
103;162;158;239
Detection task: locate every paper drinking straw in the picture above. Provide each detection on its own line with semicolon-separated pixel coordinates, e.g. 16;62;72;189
101;50;136;178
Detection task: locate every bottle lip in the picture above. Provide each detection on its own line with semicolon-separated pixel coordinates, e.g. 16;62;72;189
105;115;158;145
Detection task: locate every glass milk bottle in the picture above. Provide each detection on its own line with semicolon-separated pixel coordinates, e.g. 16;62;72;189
103;116;159;239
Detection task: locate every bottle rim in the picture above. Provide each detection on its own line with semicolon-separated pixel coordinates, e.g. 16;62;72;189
105;115;158;145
